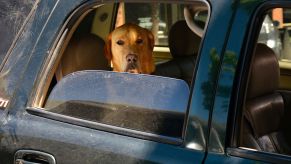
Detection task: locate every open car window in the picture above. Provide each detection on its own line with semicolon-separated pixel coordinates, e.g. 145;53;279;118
30;1;209;141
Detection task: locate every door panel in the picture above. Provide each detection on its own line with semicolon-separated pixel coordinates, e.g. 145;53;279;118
216;1;291;163
0;111;205;163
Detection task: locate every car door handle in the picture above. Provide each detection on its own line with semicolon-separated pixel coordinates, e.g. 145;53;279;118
15;150;56;164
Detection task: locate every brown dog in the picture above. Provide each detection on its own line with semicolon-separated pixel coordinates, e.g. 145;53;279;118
104;23;155;74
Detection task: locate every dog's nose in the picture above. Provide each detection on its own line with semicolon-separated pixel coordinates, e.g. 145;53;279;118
126;54;138;64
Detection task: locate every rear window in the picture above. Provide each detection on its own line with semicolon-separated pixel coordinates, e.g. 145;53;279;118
123;3;185;46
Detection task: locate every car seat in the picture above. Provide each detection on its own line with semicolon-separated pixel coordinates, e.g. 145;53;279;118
241;43;291;155
154;20;201;85
55;33;110;81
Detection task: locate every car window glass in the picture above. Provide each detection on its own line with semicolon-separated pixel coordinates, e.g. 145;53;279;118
31;1;209;140
121;3;185;46
239;8;291;157
257;8;291;89
114;3;207;63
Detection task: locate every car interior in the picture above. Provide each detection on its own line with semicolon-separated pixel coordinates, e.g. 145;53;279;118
35;2;207;104
239;9;291;156
240;43;291;155
29;2;209;138
154;20;201;85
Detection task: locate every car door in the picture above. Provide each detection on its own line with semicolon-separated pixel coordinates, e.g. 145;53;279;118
0;0;218;163
206;0;291;163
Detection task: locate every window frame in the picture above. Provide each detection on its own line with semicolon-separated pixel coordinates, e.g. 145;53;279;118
27;0;211;145
227;1;291;163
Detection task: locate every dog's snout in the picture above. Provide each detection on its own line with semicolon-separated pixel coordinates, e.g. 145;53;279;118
126;54;138;64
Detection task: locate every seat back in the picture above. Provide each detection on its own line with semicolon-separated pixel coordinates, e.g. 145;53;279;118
241;44;291;155
155;20;201;85
56;33;110;81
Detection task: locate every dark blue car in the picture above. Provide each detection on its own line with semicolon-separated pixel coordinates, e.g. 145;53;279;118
0;0;291;163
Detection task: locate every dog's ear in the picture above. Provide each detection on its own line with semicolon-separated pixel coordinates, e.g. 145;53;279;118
147;31;155;51
104;32;113;61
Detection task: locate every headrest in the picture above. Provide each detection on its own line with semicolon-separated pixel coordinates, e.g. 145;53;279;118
168;20;201;57
247;43;280;99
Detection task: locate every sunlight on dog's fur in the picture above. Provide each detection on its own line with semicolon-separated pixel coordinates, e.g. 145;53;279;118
104;23;155;74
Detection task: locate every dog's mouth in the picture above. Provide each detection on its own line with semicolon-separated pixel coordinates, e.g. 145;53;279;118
125;63;141;73
124;54;142;73
127;69;140;73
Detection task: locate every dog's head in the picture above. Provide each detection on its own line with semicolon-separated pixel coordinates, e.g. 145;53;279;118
104;23;155;74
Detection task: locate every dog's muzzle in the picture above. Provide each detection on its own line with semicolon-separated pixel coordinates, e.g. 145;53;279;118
125;54;139;73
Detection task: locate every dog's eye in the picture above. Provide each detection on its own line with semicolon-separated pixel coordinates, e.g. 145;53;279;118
116;40;124;45
136;39;143;44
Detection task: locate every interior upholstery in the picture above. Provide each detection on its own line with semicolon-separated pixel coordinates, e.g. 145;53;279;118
247;44;280;99
241;43;291;155
155;20;201;85
55;33;110;81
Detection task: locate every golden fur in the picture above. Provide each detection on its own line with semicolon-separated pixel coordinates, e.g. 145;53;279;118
104;23;155;74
